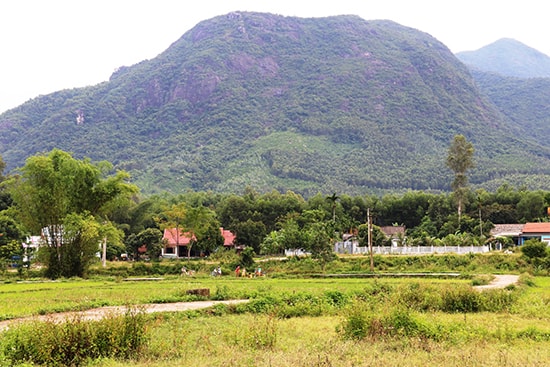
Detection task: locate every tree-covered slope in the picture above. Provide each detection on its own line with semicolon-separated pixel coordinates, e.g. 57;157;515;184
470;70;550;144
2;12;550;195
456;38;550;78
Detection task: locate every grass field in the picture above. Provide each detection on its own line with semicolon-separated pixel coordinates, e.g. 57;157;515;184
0;276;472;320
0;273;549;366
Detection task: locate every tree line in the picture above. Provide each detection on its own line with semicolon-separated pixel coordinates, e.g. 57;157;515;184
1;139;549;278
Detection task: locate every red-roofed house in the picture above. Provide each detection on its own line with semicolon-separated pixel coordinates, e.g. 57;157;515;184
520;223;550;245
220;228;236;248
162;227;236;257
162;228;196;257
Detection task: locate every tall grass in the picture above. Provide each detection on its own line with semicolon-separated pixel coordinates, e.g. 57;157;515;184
1;307;147;366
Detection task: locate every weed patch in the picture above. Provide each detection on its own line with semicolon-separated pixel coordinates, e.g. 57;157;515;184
1;307;147;366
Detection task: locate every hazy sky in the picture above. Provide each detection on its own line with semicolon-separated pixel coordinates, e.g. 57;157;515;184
0;0;547;114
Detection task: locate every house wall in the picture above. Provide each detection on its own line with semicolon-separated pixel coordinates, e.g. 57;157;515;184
520;234;550;245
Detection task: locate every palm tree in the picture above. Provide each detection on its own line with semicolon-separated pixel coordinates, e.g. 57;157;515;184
326;192;339;222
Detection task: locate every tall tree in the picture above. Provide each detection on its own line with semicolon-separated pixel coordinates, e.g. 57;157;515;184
182;205;217;258
0;155;12;212
326;192;340;223
156;202;187;255
7;149;137;278
446;134;475;223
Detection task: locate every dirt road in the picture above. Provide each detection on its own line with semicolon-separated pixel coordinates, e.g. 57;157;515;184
0;299;249;332
474;274;520;290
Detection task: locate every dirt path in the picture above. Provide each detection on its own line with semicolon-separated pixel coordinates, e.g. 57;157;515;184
474;274;520;290
0;299;249;332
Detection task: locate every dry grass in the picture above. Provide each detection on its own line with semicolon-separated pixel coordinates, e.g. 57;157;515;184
87;314;550;367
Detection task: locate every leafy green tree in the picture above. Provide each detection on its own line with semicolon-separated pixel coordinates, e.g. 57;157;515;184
195;219;224;256
260;230;286;255
7;149;137;278
446;134;475;223
306;222;336;270
181;205;217;258
239;246;256;268
0;155;12;212
0;214;26;262
516;191;545;222
106;241;127;261
234;219;267;254
358;224;389;247
126;228;163;260
326;192;340;222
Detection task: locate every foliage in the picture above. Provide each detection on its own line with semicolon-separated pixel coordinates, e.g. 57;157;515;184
1;307;147;366
521;239;549;260
447;134;475;221
239;246;256;268
126;228;163;260
6;149;137;278
0;213;25;260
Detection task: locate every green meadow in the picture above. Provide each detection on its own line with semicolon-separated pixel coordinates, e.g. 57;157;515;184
0;265;549;366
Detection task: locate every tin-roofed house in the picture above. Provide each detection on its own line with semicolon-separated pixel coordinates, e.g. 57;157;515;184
490;224;524;247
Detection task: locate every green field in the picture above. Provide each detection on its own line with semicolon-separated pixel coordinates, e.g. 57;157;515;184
0;273;549;366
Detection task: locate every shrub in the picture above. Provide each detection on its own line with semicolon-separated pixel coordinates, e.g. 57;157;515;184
212;285;231;300
1;307;147;366
339;305;439;341
471;274;493;286
395;282;441;311
521;239;548;260
441;285;518;313
338;302;370;340
245;296;281;313
323;290;349;307
441;286;482;312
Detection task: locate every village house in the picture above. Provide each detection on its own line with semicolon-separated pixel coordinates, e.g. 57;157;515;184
161;227;236;257
490;224;524;247
519;222;550;245
379;225;406;246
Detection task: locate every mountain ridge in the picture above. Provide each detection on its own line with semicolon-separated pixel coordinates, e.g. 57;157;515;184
2;12;550;196
456;38;550;78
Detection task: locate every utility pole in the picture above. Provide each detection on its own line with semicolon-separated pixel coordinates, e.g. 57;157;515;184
102;237;107;268
367;208;374;272
479;206;483;238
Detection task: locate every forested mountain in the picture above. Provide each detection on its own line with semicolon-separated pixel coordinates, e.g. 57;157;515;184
471;70;550;145
456;38;550;78
2;12;550;196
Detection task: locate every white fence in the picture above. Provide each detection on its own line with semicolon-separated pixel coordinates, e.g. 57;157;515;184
335;242;490;255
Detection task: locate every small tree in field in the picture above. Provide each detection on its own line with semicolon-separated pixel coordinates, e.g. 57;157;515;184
7;149;136;278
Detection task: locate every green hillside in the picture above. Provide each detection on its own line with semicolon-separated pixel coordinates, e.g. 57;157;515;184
2;12;550;196
470;70;550;144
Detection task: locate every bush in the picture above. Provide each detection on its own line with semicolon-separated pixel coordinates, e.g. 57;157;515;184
441;286;482;312
1;307;147;366
521;239;548;260
338;302;370;340
339;305;439;341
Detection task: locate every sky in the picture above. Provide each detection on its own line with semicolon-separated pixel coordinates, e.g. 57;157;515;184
0;0;548;114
